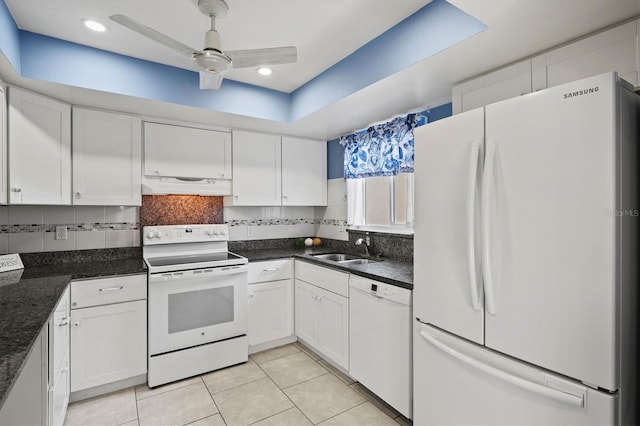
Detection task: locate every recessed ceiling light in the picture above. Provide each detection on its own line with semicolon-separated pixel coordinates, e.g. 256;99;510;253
258;67;272;76
83;19;106;32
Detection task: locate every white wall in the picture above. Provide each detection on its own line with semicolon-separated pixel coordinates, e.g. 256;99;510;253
314;178;348;242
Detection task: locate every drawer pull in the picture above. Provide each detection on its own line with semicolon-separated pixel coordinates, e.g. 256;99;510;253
59;319;69;327
99;286;124;293
262;268;279;273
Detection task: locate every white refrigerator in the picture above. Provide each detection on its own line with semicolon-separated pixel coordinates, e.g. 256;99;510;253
413;72;639;425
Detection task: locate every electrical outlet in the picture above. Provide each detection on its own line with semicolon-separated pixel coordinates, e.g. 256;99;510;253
247;226;255;237
55;226;68;240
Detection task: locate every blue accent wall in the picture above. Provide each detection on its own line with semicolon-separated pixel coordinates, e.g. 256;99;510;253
0;0;20;72
0;0;484;121
425;102;452;122
19;32;291;121
289;0;486;121
327;139;344;179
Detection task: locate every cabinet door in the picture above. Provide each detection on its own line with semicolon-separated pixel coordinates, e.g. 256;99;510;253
50;348;69;426
294;279;319;348
248;279;294;346
49;286;70;426
144;122;231;179
8;87;71;204
452;60;531;114
317;287;349;370
72;108;142;206
1;86;6;205
0;331;47;426
281;137;327;206
531;20;638;91
230;130;281;206
70;300;146;392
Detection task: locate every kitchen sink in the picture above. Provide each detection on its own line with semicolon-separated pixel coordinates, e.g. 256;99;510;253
311;253;380;264
312;253;360;261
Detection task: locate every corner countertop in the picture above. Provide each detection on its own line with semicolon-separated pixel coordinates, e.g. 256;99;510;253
231;247;413;290
0;258;146;411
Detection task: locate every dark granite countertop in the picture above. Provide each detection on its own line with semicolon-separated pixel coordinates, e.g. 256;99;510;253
232;247;413;289
0;256;146;411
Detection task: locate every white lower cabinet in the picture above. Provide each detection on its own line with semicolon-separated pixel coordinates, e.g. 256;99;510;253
0;286;70;426
49;286;71;426
294;261;349;370
70;275;146;395
247;259;294;350
0;331;48;426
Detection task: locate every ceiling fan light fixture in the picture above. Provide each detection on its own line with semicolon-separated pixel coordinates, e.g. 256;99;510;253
258;67;272;76
194;50;232;74
83;19;106;32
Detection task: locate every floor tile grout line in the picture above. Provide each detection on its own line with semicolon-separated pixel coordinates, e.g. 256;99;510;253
316;400;373;425
250;349;318;426
135;376;204;402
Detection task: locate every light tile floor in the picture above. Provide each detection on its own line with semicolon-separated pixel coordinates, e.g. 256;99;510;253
64;342;412;426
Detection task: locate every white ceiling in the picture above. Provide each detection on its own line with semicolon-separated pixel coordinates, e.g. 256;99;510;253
2;0;639;140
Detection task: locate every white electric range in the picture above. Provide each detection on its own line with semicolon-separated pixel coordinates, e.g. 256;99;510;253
142;224;248;388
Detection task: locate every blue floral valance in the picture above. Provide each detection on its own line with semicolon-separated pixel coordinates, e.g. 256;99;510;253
339;114;418;179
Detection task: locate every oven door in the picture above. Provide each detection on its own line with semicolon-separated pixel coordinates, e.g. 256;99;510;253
148;265;248;355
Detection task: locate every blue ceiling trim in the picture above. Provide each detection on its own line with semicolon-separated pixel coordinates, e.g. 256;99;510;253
0;0;20;72
18;31;291;121
289;0;486;121
0;0;485;122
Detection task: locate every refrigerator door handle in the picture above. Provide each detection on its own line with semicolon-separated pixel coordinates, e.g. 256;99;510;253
481;138;497;315
466;140;482;311
419;329;586;408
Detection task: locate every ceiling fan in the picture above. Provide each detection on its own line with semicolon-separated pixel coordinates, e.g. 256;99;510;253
110;0;297;89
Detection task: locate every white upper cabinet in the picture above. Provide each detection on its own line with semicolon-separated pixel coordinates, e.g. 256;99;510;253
227;131;327;207
453;20;640;114
228;130;282;206
72;108;142;206
531;20;639;91
0;85;6;205
8;87;71;204
143;122;231;180
452;60;532;114
281;136;327;206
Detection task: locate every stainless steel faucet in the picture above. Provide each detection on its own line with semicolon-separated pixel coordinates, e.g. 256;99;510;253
355;235;370;257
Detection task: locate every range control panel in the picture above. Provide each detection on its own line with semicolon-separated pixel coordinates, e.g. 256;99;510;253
143;224;229;245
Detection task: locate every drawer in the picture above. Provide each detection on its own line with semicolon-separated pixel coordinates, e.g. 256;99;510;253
248;259;293;284
295;260;349;297
71;274;146;309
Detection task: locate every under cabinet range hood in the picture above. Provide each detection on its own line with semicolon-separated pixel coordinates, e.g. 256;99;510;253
141;176;231;195
142;121;232;195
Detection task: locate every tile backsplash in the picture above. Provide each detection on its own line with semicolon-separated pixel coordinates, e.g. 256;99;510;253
0;205;139;254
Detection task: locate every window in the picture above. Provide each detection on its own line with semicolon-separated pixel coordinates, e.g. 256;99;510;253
348;173;414;231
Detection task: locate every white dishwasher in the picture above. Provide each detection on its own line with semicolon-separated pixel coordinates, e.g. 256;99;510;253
349;275;412;419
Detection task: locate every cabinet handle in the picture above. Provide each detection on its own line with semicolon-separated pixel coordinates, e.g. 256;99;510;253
249;293;254;298
10;187;21;192
59;317;69;326
75;191;81;199
99;286;124;293
262;268;279;273
282;195;288;199
73;322;80;327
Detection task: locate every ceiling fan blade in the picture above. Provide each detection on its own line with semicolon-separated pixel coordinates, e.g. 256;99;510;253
199;71;224;90
110;14;197;58
226;46;297;68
